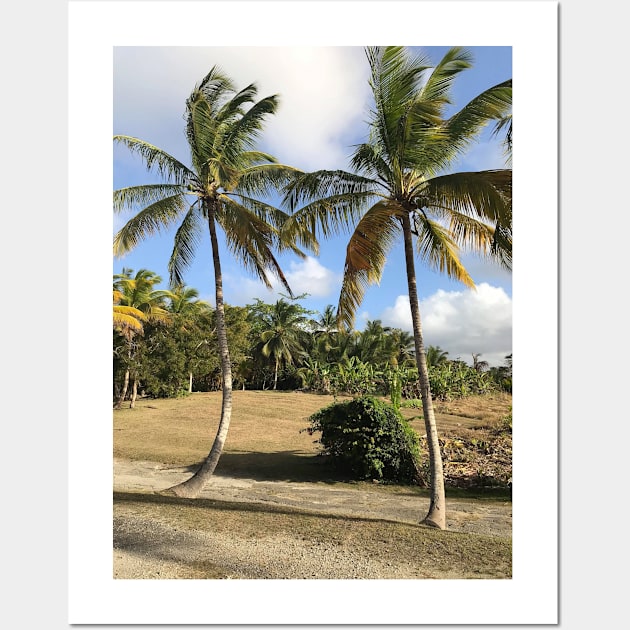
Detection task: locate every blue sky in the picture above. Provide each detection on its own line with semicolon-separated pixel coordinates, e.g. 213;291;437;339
113;46;512;367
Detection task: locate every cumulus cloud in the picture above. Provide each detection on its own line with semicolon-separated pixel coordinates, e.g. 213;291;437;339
380;283;512;367
223;256;340;306
285;256;341;297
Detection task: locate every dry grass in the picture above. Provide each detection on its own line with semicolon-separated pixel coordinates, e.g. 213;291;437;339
114;390;512;486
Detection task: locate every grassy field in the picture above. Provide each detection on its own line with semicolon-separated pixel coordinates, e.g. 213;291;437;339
113;389;512;486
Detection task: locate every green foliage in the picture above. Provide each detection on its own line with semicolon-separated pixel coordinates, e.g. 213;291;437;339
384;364;403;410
306;396;421;483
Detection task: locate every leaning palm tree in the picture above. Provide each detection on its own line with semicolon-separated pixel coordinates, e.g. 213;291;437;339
113;67;309;497
283;46;512;529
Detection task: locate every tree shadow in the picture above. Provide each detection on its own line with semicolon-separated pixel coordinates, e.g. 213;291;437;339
185;450;350;484
113;489;416;527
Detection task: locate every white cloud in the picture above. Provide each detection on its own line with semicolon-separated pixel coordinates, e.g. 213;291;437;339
380;283;512;366
285;256;341;297
223;256;339;306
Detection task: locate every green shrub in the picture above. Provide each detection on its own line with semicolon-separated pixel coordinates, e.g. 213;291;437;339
306;396;421;483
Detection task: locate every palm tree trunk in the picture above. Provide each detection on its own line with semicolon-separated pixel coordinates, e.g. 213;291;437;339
273;357;279;390
401;212;446;529
114;366;130;409
163;203;233;498
189;371;193;393
130;375;138;408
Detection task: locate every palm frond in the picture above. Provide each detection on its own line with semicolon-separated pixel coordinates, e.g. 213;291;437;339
419;47;473;111
195;65;236;106
168;204;206;287
215;82;258;124
441;209;496;254
114;136;193;185
220;95;280;165
365;46;433;167
113;308;147;334
337;201;405;329
113;193;189;256
186;88;221;173
283;169;378;212
283;188;380;246
422;170;512;227
236;163;302;198
217;196;294;296
350;143;393;187
227;192;312;258
413;214;475;287
490;223;513;270
442;79;512;161
113;183;188;214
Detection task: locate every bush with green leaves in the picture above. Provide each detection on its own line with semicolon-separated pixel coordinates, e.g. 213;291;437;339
306;396;421;483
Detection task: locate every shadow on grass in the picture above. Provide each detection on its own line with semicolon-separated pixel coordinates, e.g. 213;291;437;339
173;451;510;500
193;450;351;484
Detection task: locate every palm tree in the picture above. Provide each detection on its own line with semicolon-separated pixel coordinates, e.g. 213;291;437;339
113;67;308;497
256;298;311;389
472;352;490;372
167;285;213;393
425;345;450;368
113;289;147;335
385;328;416;366
283;46;512;528
112;268;172;408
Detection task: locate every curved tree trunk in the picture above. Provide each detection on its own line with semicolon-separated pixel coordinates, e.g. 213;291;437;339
163;204;233;498
401;213;446;529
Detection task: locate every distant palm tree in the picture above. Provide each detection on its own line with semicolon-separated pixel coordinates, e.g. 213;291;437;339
112;268;172;408
167;285;213;393
283;46;511;528
385;328;416;366
472;353;490;372
167;284;211;316
257;299;311;389
113;289;147;335
113;67;308;497
425;345;450;368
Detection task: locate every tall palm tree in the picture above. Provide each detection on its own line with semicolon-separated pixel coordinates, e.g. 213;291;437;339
113;67;308;497
112;268;173;408
283;46;512;529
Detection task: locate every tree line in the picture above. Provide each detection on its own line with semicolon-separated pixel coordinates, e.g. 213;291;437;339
114;267;512;405
113;46;512;528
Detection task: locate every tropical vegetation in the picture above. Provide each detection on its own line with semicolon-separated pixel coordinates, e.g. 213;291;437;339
113;47;512;528
113;67;309;497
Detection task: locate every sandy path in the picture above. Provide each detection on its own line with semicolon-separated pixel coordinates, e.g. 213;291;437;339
113;458;512;579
